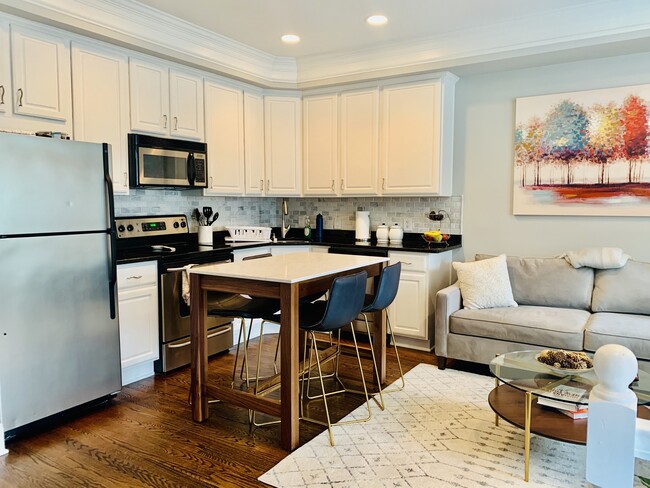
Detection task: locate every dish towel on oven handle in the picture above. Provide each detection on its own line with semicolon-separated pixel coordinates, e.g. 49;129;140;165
167;264;198;306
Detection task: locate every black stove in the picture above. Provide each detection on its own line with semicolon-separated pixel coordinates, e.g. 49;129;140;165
115;214;232;268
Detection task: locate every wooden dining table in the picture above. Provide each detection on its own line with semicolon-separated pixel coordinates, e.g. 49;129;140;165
189;251;389;450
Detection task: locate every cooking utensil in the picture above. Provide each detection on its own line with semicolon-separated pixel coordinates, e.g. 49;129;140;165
210;211;220;225
202;207;213;225
192;208;203;225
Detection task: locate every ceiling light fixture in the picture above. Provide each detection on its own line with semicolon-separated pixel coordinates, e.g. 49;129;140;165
281;34;301;44
366;14;388;26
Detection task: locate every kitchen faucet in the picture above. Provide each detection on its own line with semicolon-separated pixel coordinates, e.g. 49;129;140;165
281;198;290;238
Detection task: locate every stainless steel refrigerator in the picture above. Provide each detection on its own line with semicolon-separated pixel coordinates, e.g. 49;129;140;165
0;132;121;435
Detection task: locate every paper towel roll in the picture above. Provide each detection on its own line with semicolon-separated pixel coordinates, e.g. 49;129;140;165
355;211;370;241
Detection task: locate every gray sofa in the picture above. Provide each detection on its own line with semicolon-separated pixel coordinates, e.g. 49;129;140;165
435;254;650;369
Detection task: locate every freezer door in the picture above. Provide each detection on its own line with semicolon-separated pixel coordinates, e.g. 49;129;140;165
0;233;121;431
0;133;110;235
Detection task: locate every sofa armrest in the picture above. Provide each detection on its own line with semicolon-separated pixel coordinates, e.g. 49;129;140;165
435;282;462;359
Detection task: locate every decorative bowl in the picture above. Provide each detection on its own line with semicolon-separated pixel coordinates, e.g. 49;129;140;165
535;351;594;375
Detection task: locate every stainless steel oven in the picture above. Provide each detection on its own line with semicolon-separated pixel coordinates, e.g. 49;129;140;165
158;260;233;372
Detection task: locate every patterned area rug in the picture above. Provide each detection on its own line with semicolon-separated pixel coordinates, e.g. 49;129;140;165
259;363;648;487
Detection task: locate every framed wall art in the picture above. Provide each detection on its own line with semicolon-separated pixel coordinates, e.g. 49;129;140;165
513;84;650;216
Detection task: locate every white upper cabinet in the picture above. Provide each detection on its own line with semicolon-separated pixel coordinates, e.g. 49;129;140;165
169;68;204;140
244;91;266;195
380;76;457;195
0;20;10;115
340;88;379;195
303;93;338;196
72;41;130;194
264;95;302;196
9;23;72;123
129;57;204;140
203;79;244;195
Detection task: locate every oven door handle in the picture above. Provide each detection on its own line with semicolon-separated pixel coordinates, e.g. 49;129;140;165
167;326;232;349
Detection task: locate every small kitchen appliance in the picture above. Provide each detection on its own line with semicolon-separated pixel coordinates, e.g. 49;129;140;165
115;215;233;373
128;133;208;189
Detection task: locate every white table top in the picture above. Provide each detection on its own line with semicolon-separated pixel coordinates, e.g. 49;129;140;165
190;252;388;284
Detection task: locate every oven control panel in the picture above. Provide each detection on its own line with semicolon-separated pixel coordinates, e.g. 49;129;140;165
115;215;188;239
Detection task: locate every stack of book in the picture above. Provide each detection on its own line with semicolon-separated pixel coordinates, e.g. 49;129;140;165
537;384;589;419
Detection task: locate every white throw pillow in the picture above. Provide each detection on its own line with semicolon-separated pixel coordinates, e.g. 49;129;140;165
452;254;518;310
563;247;630;269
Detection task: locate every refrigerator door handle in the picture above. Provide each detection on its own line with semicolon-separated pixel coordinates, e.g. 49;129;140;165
103;143;118;319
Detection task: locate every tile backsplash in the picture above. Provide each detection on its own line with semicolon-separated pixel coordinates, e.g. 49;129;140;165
115;191;463;234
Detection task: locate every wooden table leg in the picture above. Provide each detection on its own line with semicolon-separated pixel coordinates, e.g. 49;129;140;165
372;265;387;385
190;273;208;422
280;283;300;450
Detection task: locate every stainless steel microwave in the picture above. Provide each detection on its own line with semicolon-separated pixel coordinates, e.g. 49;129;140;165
128;133;208;189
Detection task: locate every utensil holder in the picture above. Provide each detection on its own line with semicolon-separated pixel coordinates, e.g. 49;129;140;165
198;226;213;246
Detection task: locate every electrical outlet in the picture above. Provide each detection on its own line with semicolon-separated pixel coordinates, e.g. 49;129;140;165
333;216;341;229
404;218;413;232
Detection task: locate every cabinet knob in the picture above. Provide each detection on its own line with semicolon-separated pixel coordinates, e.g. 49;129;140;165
266;179;270;191
331;179;335;191
259;179;263;191
340;179;344;191
17;88;23;107
0;85;4;105
163;114;167;128
174;116;178;130
382;177;386;190
209;176;213;188
123;172;127;187
126;275;143;280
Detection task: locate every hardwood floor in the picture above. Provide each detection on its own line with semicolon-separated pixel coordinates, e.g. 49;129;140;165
0;336;481;487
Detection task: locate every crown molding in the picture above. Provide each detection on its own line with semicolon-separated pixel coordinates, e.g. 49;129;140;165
1;0;650;88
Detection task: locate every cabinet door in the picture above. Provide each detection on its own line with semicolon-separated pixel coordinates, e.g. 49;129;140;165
169;68;204;140
118;284;159;369
244;91;266;195
10;24;71;121
381;80;447;195
340;88;378;195
72;42;130;194
264;95;302;196
388;270;427;339
0;20;10;115
129;57;169;135
303;94;338;196
204;80;244;194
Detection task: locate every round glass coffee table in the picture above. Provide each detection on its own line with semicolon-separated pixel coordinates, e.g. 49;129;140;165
489;350;650;482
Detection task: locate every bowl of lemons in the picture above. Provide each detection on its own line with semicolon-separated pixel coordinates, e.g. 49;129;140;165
422;230;449;246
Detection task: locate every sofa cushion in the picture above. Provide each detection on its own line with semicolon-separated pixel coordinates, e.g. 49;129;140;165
476;254;594;310
452;255;517;310
449;305;589;350
592;260;650;315
585;312;650;361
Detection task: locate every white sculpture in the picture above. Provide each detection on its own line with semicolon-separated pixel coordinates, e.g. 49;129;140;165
586;344;638;487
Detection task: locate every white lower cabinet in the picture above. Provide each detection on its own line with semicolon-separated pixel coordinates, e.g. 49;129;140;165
388;251;452;351
117;261;159;385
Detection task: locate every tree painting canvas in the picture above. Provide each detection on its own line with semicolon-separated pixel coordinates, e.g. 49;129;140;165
513;84;650;216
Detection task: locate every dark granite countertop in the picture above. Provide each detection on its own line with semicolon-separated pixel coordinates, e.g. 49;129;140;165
116;228;461;265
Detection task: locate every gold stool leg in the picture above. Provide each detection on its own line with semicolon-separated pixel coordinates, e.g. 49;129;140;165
524;391;532;482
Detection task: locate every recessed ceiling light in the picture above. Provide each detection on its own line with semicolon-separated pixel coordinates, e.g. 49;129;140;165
366;14;388;26
281;34;301;44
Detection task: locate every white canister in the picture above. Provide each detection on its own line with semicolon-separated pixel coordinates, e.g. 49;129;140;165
198;226;213;246
355;211;370;242
376;223;389;242
389;223;403;242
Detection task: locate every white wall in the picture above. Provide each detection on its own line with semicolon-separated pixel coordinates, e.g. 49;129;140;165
454;51;650;263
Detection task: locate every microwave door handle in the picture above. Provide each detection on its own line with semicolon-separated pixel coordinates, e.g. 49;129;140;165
187;152;196;185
